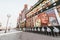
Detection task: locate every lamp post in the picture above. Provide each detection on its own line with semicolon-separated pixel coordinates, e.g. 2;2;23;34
0;23;2;31
5;14;11;33
0;23;2;27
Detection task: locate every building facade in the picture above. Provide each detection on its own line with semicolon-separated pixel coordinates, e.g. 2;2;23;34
26;0;60;28
17;4;28;28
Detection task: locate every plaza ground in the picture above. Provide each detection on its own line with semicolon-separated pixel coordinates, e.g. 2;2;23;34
0;31;60;40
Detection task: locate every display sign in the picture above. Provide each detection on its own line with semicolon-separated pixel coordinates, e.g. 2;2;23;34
37;8;59;26
56;5;60;17
35;18;41;27
33;15;41;27
38;12;49;26
45;8;58;26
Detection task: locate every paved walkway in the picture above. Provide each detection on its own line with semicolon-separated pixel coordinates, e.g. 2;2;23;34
21;32;60;40
0;31;60;40
0;31;22;40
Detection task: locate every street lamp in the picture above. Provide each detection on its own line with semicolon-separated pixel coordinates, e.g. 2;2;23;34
5;14;11;33
0;23;2;27
0;23;2;31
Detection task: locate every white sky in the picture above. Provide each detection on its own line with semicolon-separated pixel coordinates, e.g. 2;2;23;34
0;0;38;28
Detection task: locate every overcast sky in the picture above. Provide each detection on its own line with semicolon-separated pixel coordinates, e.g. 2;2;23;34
0;0;38;28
